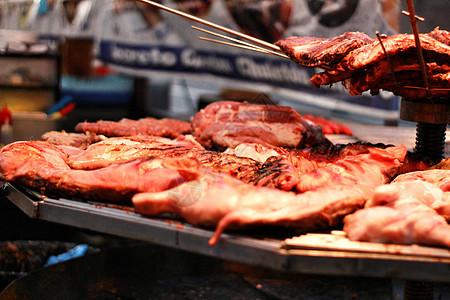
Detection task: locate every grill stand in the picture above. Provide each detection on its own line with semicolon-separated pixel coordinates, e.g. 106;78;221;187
400;98;449;164
400;97;449;299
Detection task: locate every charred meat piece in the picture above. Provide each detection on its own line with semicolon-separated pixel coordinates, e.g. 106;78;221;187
75;117;191;138
341;61;450;98
191;101;324;150
344;181;450;248
310;32;450;99
0;140;201;202
133;171;372;245
392;169;450;192
275;32;373;68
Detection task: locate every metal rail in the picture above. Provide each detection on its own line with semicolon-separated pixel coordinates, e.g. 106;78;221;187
2;181;450;283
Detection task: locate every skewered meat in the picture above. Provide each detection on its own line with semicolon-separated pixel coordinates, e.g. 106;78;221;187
75;117;191;138
133;171;372;245
344;181;450;248
310;32;450;94
275;28;450;99
426;26;450;46
274;31;373;68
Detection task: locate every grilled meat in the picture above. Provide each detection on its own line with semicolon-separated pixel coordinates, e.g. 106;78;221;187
67;136;203;170
344;181;450;248
426;26;450;46
275;28;450;99
0;141;201;202
274;32;373;68
392;169;450;192
75;117;191;138
191;101;324;150
296;145;408;192
41;131;104;150
133;171;372;245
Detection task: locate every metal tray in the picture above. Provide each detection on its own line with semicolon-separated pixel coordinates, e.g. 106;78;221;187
2;181;450;282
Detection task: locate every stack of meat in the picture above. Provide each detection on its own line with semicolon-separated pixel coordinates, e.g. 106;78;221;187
1;101;449;248
275;27;450;99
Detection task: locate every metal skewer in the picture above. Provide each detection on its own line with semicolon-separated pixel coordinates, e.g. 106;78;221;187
405;0;429;92
375;31;398;87
401;10;425;22
192;26;289;59
197;36;289;59
136;0;281;52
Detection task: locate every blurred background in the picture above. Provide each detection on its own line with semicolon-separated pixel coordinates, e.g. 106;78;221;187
0;0;448;140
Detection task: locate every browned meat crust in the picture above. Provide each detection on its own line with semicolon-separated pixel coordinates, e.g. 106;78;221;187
276;28;450;99
275;32;373;68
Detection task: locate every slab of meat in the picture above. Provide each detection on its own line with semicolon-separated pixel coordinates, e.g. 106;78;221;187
191;101;324;150
65;136;300;191
75;117;191;138
41;131;104;150
67;136;204;170
343;181;450;248
0;141;70;186
274;32;373;68
133;171;372;245
295;145;408;192
275;28;450;99
0;140;202;202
